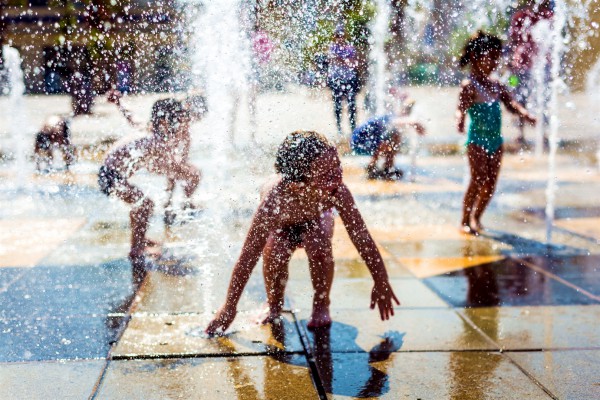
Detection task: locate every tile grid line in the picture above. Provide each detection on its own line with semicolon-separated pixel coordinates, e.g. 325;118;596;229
290;312;328;400
454;310;559;400
519;258;600;303
0;269;26;294
552;225;600;244
88;276;149;400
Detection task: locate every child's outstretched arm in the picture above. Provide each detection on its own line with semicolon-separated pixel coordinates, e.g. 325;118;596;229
499;85;537;125
206;199;276;335
392;118;426;136
334;184;400;320
107;89;141;128
456;82;475;133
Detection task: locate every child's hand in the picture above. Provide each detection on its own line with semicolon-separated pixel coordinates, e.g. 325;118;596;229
106;89;122;104
523;112;537;126
414;123;426;136
370;281;400;321
457;116;466;134
205;306;237;336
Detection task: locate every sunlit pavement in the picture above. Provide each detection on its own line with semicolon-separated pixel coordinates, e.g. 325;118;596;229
1;89;600;399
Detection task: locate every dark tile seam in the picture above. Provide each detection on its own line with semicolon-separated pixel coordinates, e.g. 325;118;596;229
455;308;558;399
552;225;600;244
292;310;328;400
519;258;600;303
88;276;148;400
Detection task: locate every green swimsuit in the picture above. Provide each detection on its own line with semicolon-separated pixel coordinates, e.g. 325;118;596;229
466;79;503;153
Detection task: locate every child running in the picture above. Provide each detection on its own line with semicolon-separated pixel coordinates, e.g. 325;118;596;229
206;131;399;335
98;99;201;284
456;32;536;235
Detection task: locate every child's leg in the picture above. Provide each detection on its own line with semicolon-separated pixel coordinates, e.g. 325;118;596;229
347;80;358;132
303;211;335;328
381;132;401;171
472;147;503;230
114;181;155;259
331;84;343;134
60;135;75;168
462;144;488;232
262;230;296;323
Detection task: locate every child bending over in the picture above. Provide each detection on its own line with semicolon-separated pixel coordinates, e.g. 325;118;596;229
98;99;201;284
351;98;426;180
206;131;399;335
456;31;536;235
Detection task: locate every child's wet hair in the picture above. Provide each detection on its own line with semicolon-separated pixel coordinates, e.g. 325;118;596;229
275;130;334;182
459;31;503;68
151;98;186;136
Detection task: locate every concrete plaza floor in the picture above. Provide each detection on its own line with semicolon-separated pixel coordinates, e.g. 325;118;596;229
1;87;600;399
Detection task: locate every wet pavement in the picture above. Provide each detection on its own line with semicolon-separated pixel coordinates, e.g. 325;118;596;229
1;89;600;399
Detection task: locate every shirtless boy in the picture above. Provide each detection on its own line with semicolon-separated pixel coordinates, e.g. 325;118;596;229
206;131;399;335
98;99;200;284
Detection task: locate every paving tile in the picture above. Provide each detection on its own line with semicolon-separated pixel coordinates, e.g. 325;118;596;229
96;355;317;399
381;229;510;278
311;352;550;399
112;311;303;358
299;309;495;353
374;224;480;242
0;218;86;267
287;278;447;311
0;267;25;291
462;305;600;350
555;217;600;240
0;315;123;362
0;261;135;319
134;269;267;314
0;359;105;400
510;350;600;400
424;258;599;307
520;254;600;297
288;256;412;280
287;219;392;260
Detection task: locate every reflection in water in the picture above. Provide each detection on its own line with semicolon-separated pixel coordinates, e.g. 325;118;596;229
309;323;404;398
448;241;500;400
462;239;500;308
212;320;306;399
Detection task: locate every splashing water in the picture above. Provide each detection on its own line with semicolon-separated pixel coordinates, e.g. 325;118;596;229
183;0;257;312
368;0;391;116
188;0;252;147
585;55;600;171
2;45;32;191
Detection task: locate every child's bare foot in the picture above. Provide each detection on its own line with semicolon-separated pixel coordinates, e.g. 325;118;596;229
460;224;479;236
472;220;485;233
307;308;332;330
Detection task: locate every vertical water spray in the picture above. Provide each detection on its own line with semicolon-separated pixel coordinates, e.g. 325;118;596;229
184;0;253;312
368;0;391;116
188;0;252;147
544;0;567;243
2;45;30;191
585;56;600;171
531;24;551;159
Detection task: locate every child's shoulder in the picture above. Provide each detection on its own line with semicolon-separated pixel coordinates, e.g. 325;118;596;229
260;175;282;201
459;79;476;96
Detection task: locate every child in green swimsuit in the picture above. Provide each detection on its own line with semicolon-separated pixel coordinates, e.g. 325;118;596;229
456;31;536;235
